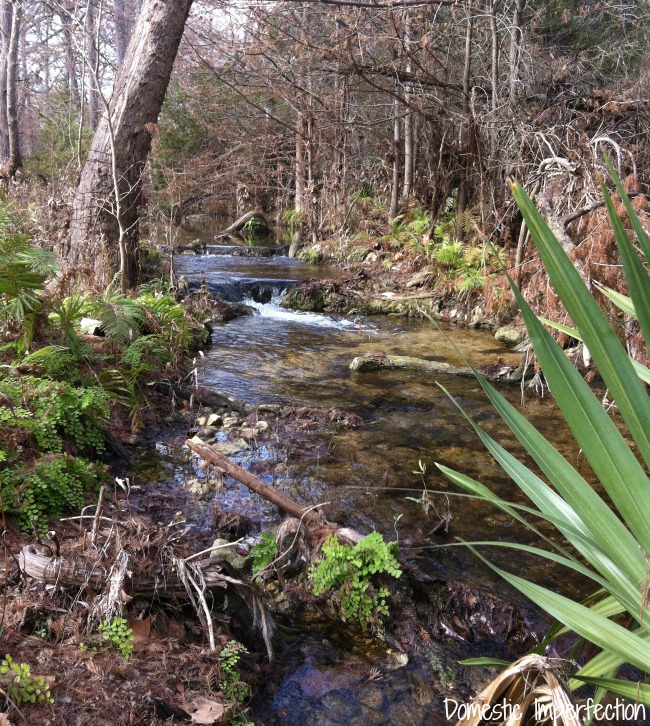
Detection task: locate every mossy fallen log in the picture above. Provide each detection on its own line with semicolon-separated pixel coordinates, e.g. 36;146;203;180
349;352;528;382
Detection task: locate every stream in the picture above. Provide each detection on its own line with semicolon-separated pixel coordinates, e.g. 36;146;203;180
148;234;594;724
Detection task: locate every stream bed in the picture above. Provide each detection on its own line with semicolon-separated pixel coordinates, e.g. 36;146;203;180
148;240;595;723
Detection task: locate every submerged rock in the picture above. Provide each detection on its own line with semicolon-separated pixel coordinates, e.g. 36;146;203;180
495;324;526;347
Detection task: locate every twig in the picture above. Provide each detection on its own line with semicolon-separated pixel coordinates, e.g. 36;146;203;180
90;485;107;546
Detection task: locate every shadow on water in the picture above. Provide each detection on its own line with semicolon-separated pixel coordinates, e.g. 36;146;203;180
161;244;598;723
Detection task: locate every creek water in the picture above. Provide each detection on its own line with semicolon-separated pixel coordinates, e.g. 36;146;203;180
164;238;592;724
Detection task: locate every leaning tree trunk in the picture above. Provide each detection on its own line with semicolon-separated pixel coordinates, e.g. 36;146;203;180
66;0;193;290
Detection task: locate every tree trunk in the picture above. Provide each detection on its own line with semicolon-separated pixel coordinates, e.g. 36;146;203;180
114;0;129;65
289;113;306;257
389;95;401;221
508;0;524;104
0;0;21;179
401;12;413;201
456;8;473;242
85;0;100;130
0;1;11;162
66;0;193;290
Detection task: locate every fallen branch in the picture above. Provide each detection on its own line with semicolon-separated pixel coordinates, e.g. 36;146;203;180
185;438;324;528
215;210;270;238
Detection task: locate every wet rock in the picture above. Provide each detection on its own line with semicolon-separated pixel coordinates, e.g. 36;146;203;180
197;416;208;426
212;440;248;456
222;416;240;428
258;404;282;416
495;325;526;347
181;249;196;255
405;269;432;289
207;413;223;427
201;425;219;437
209;538;247;570
469;311;493;329
185;477;212;498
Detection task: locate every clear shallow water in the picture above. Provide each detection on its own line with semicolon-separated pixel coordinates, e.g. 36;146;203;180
171;247;597;723
173;247;592;593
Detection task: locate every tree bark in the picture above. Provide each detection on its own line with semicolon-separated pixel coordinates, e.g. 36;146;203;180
66;0;193;290
85;0;101;130
0;1;11;162
0;0;21;179
456;6;473;242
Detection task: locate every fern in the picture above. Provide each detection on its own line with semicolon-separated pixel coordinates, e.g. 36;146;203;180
0;203;56;325
432;240;464;267
88;291;144;347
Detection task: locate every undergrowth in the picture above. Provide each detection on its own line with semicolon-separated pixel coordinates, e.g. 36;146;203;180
0;199;209;532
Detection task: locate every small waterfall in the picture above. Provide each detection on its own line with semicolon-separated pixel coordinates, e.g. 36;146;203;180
243;291;363;330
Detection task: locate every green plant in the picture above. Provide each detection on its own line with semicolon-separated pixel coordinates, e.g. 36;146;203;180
249;531;278;576
309;532;401;631
0;654;54;706
442;161;650;706
0;376;108;530
0;202;57;328
282;209;305;232
98;618;134;659
47;293;91;355
218;641;250;702
87;288;144;348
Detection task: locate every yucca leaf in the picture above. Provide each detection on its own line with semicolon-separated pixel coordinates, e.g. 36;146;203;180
570;628;650;690
449;539;638;606
470;547;650;674
507;275;650;557
459;658;510;667
540;316;650;384
600;182;650;351
604;155;650;263
571;676;650;707
470;370;647;583
592;283;637;318
512;181;650;472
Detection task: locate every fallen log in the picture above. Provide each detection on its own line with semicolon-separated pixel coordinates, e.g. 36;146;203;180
349;352;528;382
19;544;229;599
186;438;324;528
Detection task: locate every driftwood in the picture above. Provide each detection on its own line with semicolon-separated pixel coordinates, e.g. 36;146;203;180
19;545;231;599
156;381;251;414
216;211;270;238
186;439;324;528
349;352;528;383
